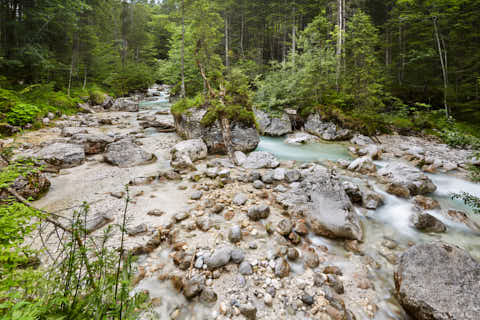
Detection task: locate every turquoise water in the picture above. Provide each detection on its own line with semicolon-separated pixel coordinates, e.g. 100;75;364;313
256;136;353;162
139;96;170;110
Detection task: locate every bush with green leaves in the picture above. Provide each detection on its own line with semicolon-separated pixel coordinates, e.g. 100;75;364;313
5;103;41;126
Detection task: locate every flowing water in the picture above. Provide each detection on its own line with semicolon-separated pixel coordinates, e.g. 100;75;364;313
137;89;480;320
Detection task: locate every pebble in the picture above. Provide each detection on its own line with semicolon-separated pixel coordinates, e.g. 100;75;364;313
301;294;314;306
238;261;253;275
190;191;203;200
264;293;273;306
232;193;248;206
247;204;270;221
253;180;265;189
228;225;242;243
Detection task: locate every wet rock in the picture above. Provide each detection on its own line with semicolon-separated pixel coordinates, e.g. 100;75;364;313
206;246;232;269
285;132;319;144
38;143;85;168
288;232;301;244
347;156;377;174
274;258;290;278
104;139;154;168
238;261;253;275
344;240;363;255
86;213;114;233
304;247;320;269
70;133;114;154
343;182;363;205
247;204;270;221
410;211;446;233
294;220;309;235
362;192;384;210
228;225;242;243
170;139;208;170
305;113;352;141
277;219;294;236
174;211;190;222
413;195;440;210
387;183;411;198
378;162;437;197
394;242;480;320
239;303;257;320
255;109;292;136
446;210;480;233
381;238;398;250
243;151;280;169
174;107;259;154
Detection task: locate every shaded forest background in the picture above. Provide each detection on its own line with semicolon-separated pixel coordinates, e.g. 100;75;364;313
1;0;480;137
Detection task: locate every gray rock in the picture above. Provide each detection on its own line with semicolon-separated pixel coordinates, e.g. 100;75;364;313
190;191;203;200
276;165;363;241
61;127;89;137
38;143;85;168
395;242;480;320
238;261;253;275
170;139;208;170
70;133;114;154
301;294;314;306
445;210;480;233
255;109;292;136
327;275;345;294
273;168;286;181
362;192;384;210
253;180;265;189
104;140;154;168
86;213;113;233
343;181;363;205
200;288;217;304
243;151;280;169
174;107;259;154
350;134;374;146
231;248;245;264
247;205;270;221
183;279;203;299
232;193;248;206
378;162;437;197
305;113;352;141
206;246;232;269
127;223;148;236
285;132;319;145
111;98;139;112
285;169;301;182
347;156;377;174
277;219;294;236
233;151;248;166
228;225;242;243
261;170;275;184
304;248;320;269
410;212;446;233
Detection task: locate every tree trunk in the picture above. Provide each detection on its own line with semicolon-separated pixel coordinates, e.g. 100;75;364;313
225;11;229;70
336;0;343;91
291;2;296;66
433;16;449;118
240;10;245;58
180;0;186;98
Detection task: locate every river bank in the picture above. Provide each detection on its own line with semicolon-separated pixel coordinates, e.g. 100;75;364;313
3;86;479;320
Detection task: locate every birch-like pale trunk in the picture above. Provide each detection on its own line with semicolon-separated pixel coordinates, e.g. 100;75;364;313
433;16;449;118
180;0;186;98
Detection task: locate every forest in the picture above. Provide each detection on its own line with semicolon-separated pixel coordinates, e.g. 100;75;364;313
1;0;480;319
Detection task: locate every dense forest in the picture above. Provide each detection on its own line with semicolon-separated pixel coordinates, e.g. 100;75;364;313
1;0;480;137
1;0;480;319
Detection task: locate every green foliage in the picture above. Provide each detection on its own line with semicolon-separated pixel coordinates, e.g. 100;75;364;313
5;103;41;126
0;158;40;189
171;93;206;116
452;192;480;214
106;63;155;96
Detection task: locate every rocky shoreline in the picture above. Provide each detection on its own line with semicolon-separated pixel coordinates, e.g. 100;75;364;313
3;86;480;320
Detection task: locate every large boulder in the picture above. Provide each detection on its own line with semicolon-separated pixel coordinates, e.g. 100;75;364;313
111;98;139;112
285;132;319;145
243;151;280;169
104;139;155;167
276;165;363;240
173;107;259;154
378;162;437;198
305;113;352;141
347;156;377;174
38;143;85;168
170;139;208;170
394;242;480;320
254;109;292;136
70;133;114;155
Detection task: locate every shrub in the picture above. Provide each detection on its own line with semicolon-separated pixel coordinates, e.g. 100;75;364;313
6;103;41;126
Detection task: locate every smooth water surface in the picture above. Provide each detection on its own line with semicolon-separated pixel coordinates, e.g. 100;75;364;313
256;136;353;162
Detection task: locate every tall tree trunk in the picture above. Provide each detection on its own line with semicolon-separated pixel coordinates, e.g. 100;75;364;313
336;0;343;91
225;11;229;70
83;65;87;90
180;0;186;98
291;1;296;66
433;16;449;117
240;10;245;58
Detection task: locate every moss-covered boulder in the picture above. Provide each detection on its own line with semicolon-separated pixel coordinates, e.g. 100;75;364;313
173;107;259;154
